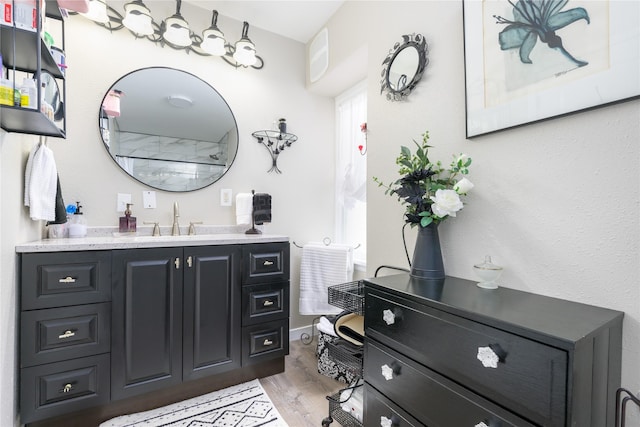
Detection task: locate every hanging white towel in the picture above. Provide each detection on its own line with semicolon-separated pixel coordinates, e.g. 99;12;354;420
299;242;354;315
235;193;253;225
24;142;58;221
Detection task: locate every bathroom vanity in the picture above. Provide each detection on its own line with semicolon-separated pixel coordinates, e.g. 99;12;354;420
16;231;289;426
363;274;624;427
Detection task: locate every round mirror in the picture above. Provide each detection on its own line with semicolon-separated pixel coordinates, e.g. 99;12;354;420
380;34;429;101
99;67;238;192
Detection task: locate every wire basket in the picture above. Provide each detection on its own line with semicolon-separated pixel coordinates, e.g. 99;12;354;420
326;340;363;376
327;392;363;427
328;280;364;315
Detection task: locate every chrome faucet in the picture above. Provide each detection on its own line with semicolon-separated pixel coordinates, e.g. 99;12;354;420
171;202;180;236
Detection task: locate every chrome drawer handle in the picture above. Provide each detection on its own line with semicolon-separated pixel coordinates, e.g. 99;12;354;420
58;330;76;339
263;260;274;266
263;300;274;306
382;309;395;325
475;423;489;427
60;383;73;393
381;364;394;380
59;276;76;284
380;416;392;427
263;339;273;346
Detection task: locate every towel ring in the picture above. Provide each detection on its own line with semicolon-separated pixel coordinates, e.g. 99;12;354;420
292;237;361;250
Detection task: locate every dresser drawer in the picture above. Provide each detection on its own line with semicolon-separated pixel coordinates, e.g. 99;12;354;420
242;319;289;365
21;251;111;309
21;303;111;368
242;243;290;284
242;282;289;325
365;340;537;427
364;383;423;427
20;353;110;424
365;290;567;426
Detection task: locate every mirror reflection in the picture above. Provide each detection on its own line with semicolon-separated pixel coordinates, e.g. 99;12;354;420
99;67;238;192
380;33;429;101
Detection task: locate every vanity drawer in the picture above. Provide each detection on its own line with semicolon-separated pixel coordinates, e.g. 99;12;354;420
21;251;111;310
242;281;289;325
365;290;567;426
21;303;111;368
242;319;289;365
365;340;537;427
20;353;110;424
242;243;290;284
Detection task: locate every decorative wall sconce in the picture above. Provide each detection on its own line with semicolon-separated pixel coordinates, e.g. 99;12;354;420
76;0;264;69
252;119;298;173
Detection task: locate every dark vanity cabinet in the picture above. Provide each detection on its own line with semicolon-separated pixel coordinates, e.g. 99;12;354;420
18;241;289;425
363;274;624;427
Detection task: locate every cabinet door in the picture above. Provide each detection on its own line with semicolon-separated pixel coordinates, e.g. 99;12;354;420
111;248;183;400
183;246;241;381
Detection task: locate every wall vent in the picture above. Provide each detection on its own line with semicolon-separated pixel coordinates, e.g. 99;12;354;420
309;28;329;83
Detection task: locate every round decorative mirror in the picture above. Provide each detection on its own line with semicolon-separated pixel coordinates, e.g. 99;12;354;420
99;67;238;192
380;33;429;101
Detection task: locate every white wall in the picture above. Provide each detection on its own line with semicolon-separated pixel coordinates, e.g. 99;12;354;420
315;0;639;423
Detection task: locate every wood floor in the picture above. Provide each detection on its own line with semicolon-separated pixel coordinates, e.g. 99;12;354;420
260;338;347;426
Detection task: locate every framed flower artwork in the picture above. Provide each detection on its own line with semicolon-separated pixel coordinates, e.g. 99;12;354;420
463;0;640;138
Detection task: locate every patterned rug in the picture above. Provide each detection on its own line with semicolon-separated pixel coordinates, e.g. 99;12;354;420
100;379;288;427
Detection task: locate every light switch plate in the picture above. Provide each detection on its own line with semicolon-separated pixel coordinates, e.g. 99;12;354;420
117;193;131;212
221;189;232;206
143;191;156;209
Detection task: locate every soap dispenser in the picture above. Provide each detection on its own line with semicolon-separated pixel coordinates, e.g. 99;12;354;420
119;203;137;233
67;202;87;238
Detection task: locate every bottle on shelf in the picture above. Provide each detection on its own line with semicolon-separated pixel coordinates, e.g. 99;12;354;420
20;78;37;109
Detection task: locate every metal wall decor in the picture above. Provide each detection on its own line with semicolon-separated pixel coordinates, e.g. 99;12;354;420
252;119;298;173
380;33;429;101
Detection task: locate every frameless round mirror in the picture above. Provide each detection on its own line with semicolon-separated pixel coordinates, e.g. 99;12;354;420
99;67;238;192
380;33;429;101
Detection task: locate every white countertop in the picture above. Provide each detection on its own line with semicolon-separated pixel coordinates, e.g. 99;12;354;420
15;225;289;253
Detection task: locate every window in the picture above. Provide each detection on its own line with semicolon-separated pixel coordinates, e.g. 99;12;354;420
335;81;367;268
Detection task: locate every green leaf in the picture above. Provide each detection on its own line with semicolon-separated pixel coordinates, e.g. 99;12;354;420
421;216;433;227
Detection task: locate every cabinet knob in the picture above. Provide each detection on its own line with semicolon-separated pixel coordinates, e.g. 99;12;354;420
475;422;489;427
58;329;76;339
263;300;274;307
174;257;180;269
380;415;400;427
477;343;507;368
186;256;193;268
60;383;73;393
382;309;395;325
381;362;400;380
58;276;76;284
263;339;273;346
263;260;274;266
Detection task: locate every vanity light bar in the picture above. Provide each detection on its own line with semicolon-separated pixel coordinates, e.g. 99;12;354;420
75;0;264;69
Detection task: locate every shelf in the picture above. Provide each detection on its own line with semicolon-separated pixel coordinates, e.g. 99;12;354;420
1;26;64;78
0;106;65;138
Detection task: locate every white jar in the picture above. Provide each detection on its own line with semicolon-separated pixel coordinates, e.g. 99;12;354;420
20;78;37;109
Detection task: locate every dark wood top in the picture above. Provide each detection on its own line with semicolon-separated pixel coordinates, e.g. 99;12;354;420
365;274;623;349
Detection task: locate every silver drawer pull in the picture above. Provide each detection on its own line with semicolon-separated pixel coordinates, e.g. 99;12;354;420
60;383;73;393
263;260;274;266
475;423;489;427
381;364;394;381
58;330;76;339
380;416;393;427
382;309;395;325
263;339;274;346
59;276;76;284
477;346;499;368
263;300;274;307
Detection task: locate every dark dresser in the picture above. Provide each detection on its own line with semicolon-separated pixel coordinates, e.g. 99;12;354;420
363;274;623;427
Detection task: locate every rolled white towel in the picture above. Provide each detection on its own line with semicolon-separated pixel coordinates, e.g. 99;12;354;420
317;316;337;336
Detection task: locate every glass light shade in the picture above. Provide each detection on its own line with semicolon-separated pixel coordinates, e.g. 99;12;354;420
233;39;257;66
81;0;109;24
163;15;192;47
122;1;154;36
201;28;226;56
